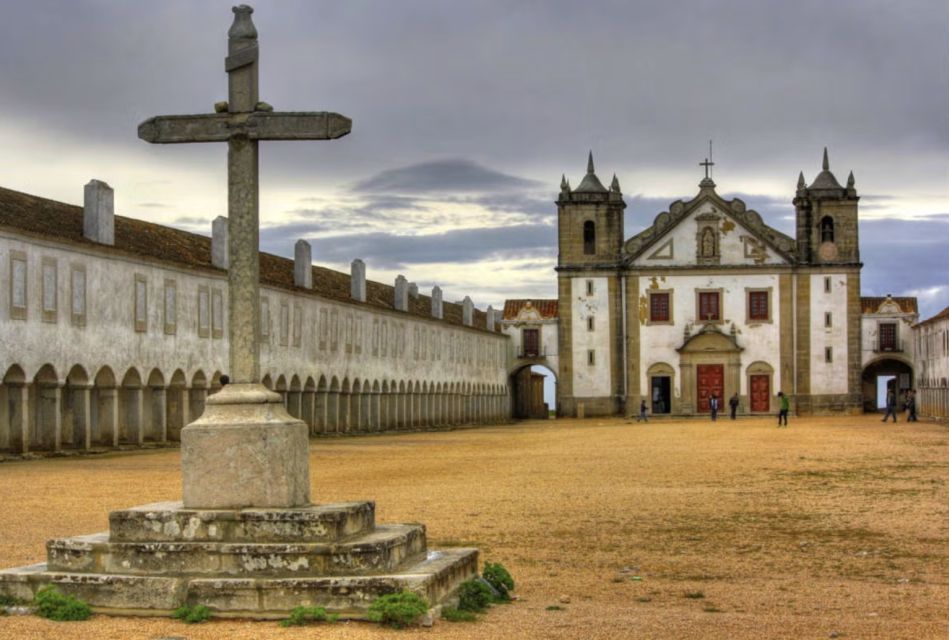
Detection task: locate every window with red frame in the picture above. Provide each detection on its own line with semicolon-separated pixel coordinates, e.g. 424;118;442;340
650;292;670;322
698;291;721;322
748;291;769;321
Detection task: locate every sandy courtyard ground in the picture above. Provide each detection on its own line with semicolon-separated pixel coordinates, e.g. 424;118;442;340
0;414;946;639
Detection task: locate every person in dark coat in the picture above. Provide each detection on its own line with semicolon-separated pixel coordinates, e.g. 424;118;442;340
709;393;719;421
882;389;898;422
729;393;740;420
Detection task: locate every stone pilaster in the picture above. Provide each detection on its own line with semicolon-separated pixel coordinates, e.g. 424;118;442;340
794;272;811;414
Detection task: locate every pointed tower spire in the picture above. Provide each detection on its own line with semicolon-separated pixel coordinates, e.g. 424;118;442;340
847;171;855;189
561;173;568;189
610;173;621;193
587;151;595;174
797;171;806;190
822;147;830;171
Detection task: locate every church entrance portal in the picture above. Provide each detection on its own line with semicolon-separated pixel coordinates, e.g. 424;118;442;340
650;376;671;414
750;374;770;412
696;364;724;413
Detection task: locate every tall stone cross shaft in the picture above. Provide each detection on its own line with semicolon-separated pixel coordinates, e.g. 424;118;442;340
138;5;350;385
137;5;349;509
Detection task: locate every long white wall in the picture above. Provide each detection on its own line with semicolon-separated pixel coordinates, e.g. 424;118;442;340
0;230;509;394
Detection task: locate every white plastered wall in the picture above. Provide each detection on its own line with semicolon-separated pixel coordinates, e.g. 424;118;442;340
809;273;849;394
571;277;610;397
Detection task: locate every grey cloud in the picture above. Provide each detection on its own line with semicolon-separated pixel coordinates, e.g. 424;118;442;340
353;159;542;194
261;223;556;270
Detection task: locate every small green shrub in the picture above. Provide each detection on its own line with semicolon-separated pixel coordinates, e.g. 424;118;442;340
457;579;493;612
683;591;705;599
482;562;514;601
34;586;91;622
546;605;565;611
172;604;212;624
0;594;24;608
441;606;477;622
280;605;338;627
366;591;429;629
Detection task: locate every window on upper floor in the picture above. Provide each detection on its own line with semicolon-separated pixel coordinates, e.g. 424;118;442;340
825;312;833;328
41;257;57;323
747;290;769;322
586;279;594;296
70;265;86;327
649;292;671;323
9;251;28;320
879;322;898;352
824;276;832;293
587;316;595;331
697;290;721;322
522;328;540;357
583;220;596;255
134;274;147;333
587;349;596;366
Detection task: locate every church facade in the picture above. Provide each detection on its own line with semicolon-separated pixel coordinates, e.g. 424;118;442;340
555;151;865;417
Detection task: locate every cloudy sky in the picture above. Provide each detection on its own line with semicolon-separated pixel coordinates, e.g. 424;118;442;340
2;0;947;318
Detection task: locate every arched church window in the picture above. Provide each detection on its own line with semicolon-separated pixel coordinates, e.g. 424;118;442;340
820;216;834;243
583;221;596;255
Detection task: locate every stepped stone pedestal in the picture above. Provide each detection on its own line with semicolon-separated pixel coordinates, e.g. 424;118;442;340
0;499;477;618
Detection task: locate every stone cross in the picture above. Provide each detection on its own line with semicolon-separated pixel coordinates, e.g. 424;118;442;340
138;5;351;385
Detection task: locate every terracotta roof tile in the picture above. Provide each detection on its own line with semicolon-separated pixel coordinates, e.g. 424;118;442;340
860;296;918;315
502;299;558;320
0;185;497;333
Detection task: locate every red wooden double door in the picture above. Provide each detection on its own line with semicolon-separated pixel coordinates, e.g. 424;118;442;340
696;364;771;413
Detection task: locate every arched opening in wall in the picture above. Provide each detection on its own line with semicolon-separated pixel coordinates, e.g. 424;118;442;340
62;365;90;450
1;365;28;453
645;362;675;415
327;376;340;434
119;368;143;445
819;216;835;243
30;364;60;451
288;375;302;420
190;371;208;423
210;371;223;395
143;368;166;443
510;364;556;420
92;366;117;447
275;375;288;409
261;374;273;391
861;357;913;412
371;380;381;431
302;376;316;431
583;220;596;255
350;379;363;432
166;369;187;441
314;375;329;435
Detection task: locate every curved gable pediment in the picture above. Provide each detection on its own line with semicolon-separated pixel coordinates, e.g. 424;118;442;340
677;327;743;353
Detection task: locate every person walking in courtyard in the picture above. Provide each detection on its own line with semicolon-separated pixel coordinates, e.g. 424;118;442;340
709;393;719;421
906;389;918;422
729;392;740;420
637;399;648;422
777;391;789;427
882;389;898;422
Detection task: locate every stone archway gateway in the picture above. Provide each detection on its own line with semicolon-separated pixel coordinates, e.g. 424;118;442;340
676;325;743;416
862;356;914;412
0;5;477;618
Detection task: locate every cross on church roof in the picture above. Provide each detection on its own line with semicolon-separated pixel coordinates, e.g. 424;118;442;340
700;157;715;180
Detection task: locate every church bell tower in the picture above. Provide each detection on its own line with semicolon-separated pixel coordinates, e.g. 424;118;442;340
793;148;860;265
557;152;626;267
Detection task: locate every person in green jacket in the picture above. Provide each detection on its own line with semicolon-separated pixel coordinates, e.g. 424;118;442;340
777;391;790;427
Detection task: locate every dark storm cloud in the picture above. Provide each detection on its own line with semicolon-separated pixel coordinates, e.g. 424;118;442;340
6;0;945;186
260;223;557;270
353;159;541;194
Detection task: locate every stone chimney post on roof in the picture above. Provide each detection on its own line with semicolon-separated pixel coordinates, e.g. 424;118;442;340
462;296;474;326
211;216;229;269
394;275;408;311
431;286;443;319
83;179;114;246
408;283;419;298
350;259;366;302
486;305;496;332
294;240;312;289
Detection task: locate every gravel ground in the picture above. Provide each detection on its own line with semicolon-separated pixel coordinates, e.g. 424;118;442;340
0;414;946;639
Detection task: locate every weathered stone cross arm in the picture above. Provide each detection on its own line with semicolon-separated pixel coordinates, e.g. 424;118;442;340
138;111;351;143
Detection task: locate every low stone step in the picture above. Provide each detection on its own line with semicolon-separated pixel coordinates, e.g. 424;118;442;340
47;524;426;577
109;501;375;543
0;548;478;618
